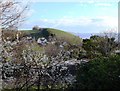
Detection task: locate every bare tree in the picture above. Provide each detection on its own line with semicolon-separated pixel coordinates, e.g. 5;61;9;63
0;0;28;29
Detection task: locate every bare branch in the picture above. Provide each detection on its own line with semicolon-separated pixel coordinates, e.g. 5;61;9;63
0;0;29;29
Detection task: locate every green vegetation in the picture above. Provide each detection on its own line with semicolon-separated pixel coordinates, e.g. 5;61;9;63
2;28;120;91
47;28;82;45
21;28;82;45
82;35;118;59
73;55;120;90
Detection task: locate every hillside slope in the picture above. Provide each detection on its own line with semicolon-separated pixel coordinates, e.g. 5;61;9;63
22;28;82;45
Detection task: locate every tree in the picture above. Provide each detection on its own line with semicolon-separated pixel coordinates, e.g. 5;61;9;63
83;35;117;58
0;0;28;29
1;1;28;89
74;55;120;90
2;33;80;90
32;25;40;30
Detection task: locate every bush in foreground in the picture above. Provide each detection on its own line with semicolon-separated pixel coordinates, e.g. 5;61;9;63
73;55;120;90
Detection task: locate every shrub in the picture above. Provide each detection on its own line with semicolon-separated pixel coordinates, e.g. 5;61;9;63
44;43;60;57
74;55;120;90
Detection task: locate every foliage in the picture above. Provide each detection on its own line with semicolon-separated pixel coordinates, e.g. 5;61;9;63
2;29;119;91
1;30;79;90
83;35;118;58
74;55;120;90
2;30;26;42
32;26;40;30
44;43;60;57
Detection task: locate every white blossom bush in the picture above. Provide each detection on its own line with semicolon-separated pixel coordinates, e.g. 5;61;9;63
1;31;80;90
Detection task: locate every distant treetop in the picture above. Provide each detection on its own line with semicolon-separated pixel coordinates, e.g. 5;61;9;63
32;25;40;30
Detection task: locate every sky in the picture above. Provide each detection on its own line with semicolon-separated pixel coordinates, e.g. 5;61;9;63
20;0;118;33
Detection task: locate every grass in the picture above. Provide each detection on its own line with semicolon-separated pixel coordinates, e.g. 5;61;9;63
47;28;82;44
21;28;82;45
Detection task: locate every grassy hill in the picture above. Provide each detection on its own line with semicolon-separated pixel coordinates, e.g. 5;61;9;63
22;28;82;45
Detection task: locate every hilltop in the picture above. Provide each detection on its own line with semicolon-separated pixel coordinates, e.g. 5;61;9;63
21;28;82;45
